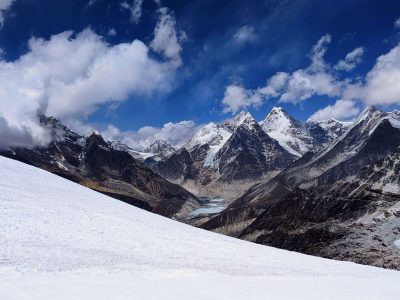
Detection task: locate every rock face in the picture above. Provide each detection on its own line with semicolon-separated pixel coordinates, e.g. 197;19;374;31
217;112;295;182
0;116;199;219
150;108;352;199
242;146;400;269
261;107;351;157
153;111;297;198
202;106;400;270
144;139;176;158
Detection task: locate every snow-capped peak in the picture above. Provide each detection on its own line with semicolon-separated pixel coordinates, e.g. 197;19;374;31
389;109;400;120
356;106;381;124
184;122;232;167
144;139;176;158
307;118;352;140
261;107;311;157
92;130;101;136
262;107;300;132
232;111;257;129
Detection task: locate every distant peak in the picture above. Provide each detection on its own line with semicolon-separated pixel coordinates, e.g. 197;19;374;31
151;139;169;146
361;105;378;115
270;107;286;114
234;111;254;122
144;139;175;156
266;107;292;119
357;106;381;120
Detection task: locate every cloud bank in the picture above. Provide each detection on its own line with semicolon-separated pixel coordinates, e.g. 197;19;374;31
0;9;183;149
102;120;199;150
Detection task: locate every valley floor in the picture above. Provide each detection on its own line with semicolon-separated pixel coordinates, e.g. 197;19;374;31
1;156;400;300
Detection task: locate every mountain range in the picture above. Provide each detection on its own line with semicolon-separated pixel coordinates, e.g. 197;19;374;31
201;106;400;269
1;106;400;270
150;107;351;200
0;115;199;220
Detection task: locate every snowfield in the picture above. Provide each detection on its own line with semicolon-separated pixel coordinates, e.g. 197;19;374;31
1;156;400;300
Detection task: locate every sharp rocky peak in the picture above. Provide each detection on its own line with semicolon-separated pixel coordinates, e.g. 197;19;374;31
233;111;257;129
262;107;301;131
145;139;176;157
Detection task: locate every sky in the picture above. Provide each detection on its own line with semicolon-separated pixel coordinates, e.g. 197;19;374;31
0;0;400;149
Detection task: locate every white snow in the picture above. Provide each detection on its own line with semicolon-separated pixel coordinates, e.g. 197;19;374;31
394;240;400;250
1;156;400;300
261;107;310;156
185;122;232;167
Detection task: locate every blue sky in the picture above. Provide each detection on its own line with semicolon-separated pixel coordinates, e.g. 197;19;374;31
0;0;400;149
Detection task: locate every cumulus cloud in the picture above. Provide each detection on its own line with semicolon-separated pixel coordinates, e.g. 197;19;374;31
120;0;143;24
308;99;360;121
221;84;262;114
335;47;364;71
220;34;374;119
102;120;199;150
343;44;400;106
0;9;183;149
0;0;15;28
221;34;343;113
150;7;182;67
233;26;257;44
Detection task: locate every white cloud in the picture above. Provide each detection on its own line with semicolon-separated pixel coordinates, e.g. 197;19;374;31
0;0;15;28
257;34;340;104
120;0;143;24
220;34;371;116
308;99;360;121
150;7;182;67
277;69;340;103
233;26;257;44
309;34;331;71
102;120;199;150
335;47;364;71
0;9;183;149
343;43;400;106
258;72;289;97
221;84;262;114
394;17;400;29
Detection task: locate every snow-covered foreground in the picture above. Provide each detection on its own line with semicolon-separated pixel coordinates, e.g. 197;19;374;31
1;156;399;300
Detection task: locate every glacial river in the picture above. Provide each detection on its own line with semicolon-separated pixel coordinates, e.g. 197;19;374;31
188;197;226;219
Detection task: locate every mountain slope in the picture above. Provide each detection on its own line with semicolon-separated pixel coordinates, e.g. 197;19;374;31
154;111;297;199
1;155;400;300
260;107;351;157
240;146;400;269
236;106;400;208
144;139;176;158
202;107;400;247
217;112;295;181
261;107;316;156
0;116;199;219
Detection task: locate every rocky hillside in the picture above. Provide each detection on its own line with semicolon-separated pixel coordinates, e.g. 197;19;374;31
150;108;352;199
0;116;199;219
201;107;400;270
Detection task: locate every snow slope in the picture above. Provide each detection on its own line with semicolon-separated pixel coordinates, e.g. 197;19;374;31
185;122;232;167
1;156;400;300
261;107;314;156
